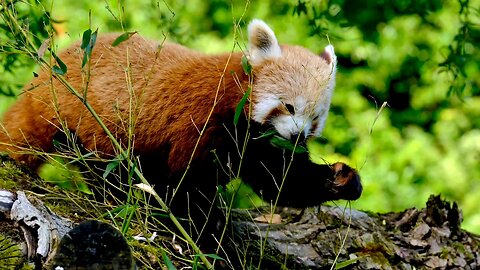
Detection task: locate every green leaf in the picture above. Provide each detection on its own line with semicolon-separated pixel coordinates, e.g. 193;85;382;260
76;181;93;195
161;249;177;270
103;159;120;178
81;52;88;68
81;29;92;49
109;204;137;219
52;52;67;75
241;55;252;75
52;66;65;75
121;203;137;234
99;205;124;218
234;87;251;126
270;135;308;153
111;31;137;47
90;29;98;48
335;257;360;269
39;162;92;194
82;29;98;68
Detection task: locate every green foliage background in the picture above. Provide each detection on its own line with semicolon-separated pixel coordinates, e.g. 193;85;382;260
1;0;479;233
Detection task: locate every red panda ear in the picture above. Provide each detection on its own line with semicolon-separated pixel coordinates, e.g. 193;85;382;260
247;19;282;65
320;44;337;73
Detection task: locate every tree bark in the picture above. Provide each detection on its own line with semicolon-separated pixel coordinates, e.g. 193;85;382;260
229;196;480;269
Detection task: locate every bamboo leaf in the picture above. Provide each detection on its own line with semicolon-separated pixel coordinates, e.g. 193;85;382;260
270;135;307;153
52;52;67;75
81;52;88;68
81;29;92;49
234;87;251;126
110;204;137;219
76;181;93;195
103;159;120;178
52;65;65;75
111;31;137;47
90;29;98;48
82;28;98;68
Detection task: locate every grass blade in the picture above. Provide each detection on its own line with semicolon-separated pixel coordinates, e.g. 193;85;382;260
161;249;177;270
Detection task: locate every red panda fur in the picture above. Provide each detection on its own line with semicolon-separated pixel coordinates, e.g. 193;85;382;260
0;34;248;174
0;22;362;239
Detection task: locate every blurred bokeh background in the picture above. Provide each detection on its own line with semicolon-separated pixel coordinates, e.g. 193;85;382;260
1;0;479;232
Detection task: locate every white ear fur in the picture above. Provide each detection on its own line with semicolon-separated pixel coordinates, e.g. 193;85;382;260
247;19;282;65
321;44;337;74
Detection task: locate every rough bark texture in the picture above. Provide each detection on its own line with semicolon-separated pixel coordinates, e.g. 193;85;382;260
0;190;75;269
0;156;479;269
230;196;480;269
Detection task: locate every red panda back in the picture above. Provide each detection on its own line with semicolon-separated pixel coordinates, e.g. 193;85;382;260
0;34;247;171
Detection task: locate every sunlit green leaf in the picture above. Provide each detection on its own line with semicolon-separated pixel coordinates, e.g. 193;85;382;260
76;181;93;195
112;31;138;47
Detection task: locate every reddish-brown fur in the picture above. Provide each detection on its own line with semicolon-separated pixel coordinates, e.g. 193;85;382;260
0;34;248;174
0;33;362;247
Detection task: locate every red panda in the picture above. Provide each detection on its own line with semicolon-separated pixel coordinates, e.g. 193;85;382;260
0;19;361;238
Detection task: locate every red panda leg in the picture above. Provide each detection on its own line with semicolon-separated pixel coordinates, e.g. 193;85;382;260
240;137;363;206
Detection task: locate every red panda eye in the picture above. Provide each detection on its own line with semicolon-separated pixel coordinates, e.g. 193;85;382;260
285;104;295;115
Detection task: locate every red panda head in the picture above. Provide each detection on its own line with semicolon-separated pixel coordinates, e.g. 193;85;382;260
247;19;337;142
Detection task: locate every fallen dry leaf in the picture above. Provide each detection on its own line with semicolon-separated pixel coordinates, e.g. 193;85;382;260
254;214;282;224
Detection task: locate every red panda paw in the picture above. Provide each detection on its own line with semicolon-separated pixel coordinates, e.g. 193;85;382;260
331;162;363;201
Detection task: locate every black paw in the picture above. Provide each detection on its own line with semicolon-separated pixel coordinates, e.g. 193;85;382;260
331;162;363;201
